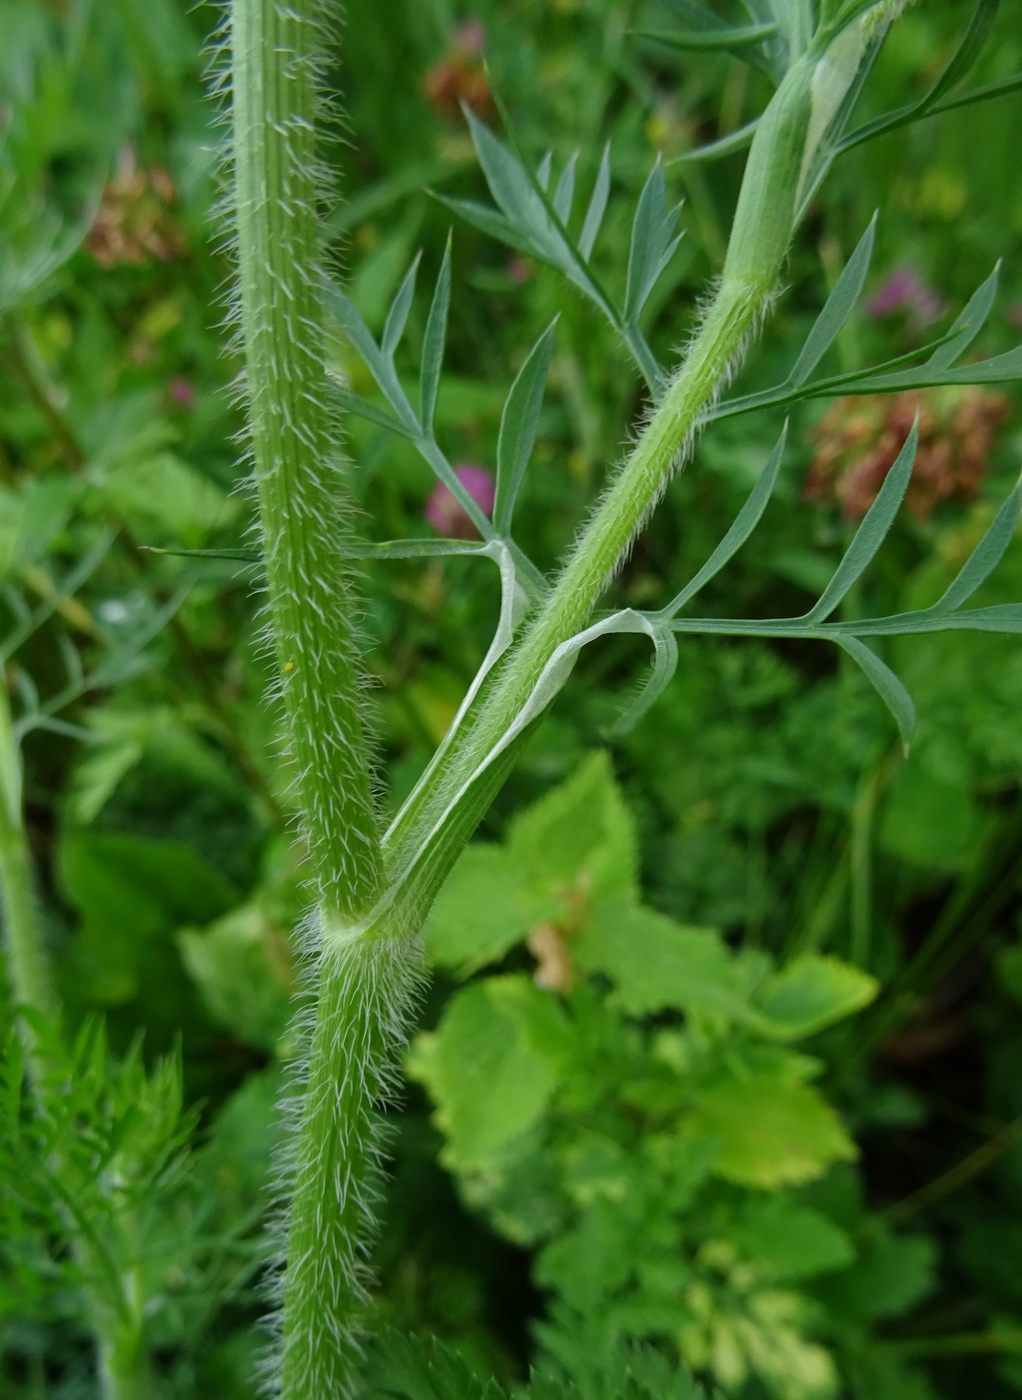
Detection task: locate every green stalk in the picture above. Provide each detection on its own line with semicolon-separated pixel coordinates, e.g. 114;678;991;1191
227;2;410;1394
0;683;56;1066
0;687;150;1400
226;3;897;1392
229;0;383;921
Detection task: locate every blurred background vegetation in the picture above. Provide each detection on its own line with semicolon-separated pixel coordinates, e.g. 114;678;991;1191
2;0;1022;1396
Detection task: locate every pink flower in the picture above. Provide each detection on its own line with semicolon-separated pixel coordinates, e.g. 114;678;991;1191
866;267;945;329
1007;303;1022;330
425;463;495;539
168;377;195;408
454;19;486;55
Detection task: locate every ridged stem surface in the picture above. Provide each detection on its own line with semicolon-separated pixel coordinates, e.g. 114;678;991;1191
230;0;382;919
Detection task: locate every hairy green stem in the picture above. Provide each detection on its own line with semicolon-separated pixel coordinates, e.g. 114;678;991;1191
230;0;382;921
226;2;874;1391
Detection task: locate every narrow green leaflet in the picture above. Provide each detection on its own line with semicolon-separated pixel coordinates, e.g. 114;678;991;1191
803;417;918;623
381;251;421;360
926;260;999;369
609;623;679;735
659;423;787;617
787;215;876;387
930;477;1022;612
639;21;779;53
553;153;578;224
833;635;917;752
578;143;611;260
462;108;569;269
419;237;452;432
834;0;1000;158
494;321;558;535
654;0;782;75
623;162;684;327
672;116;760;164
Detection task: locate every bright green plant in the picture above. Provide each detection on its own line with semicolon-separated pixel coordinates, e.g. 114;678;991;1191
4;0;1022;1396
218;0;1022;1395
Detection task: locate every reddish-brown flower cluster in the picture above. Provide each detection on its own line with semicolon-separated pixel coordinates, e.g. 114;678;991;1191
86;148;185;269
804;387;1009;521
423;20;494;122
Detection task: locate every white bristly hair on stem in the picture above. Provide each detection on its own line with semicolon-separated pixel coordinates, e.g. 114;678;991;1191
222;1;919;1395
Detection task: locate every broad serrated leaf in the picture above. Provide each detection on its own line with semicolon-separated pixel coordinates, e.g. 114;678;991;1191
506;751;639;905
494;322;557;534
408;975;570;1167
579;144;611;260
366;1331;506;1400
576;900;752;1021
426;845;553;975
931;478;1022;612
834;634;916;751
693;1050;856;1187
805;417;919;623
755;954;879;1040
419;238;452;432
662;423;787;616
381;251;421;360
623;161;683;326
788;215;876;387
730;1197;854;1280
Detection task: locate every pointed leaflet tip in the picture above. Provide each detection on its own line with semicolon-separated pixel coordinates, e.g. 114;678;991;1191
494;319;558;536
787;214;877;387
659;422;788;617
804;415;919;624
419;238;452;434
834;635;917;752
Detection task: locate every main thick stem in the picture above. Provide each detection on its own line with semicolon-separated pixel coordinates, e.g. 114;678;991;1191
228;3;825;1391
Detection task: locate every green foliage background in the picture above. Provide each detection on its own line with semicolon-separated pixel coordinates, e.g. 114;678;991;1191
2;0;1022;1396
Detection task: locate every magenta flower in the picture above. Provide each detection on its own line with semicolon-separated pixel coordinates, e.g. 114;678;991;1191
168;377;195;408
866;267;945;329
425;463;495;540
